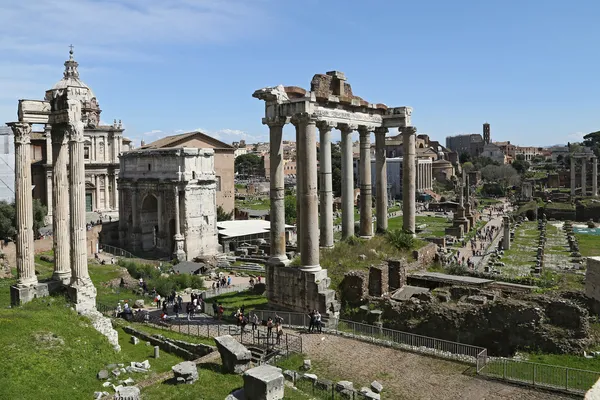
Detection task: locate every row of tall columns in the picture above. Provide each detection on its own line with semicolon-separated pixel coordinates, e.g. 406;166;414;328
10;122;37;288
416;162;432;191
570;157;599;197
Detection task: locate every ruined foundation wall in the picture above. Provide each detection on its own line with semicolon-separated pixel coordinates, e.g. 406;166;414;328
586;257;600;302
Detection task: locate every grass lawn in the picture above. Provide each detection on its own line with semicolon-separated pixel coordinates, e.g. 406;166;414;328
208;290;268;315
0;295;186;400
575;233;600;257
502;221;539;269
235;198;270;210
388;215;452;238
319;235;426;290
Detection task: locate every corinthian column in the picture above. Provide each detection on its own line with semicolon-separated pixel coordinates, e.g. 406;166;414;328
265;116;290;265
295;113;321;272
67;103;97;311
51;126;71;283
402;126;417;235
358;126;373;238
318;120;335;248
593;156;598;197
582;158;587;196
104;174;110;209
571;157;576;196
293;121;303;250
173;186;186;261
340;124;357;239
375;127;388;233
9;122;37;288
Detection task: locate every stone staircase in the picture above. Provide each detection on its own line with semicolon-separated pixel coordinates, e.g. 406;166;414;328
247;345;266;364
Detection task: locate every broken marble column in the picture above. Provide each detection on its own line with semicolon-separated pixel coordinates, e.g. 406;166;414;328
173;186;186;261
9;122;38;288
358;126;373;238
51;125;71;283
582;157;587;196
67;102;97;312
340;123;356;239
266;116;290;265
593;156;598;197
571;157;576;197
402;126;417;235
375;127;388;233
317;121;335;248
296;113;321;272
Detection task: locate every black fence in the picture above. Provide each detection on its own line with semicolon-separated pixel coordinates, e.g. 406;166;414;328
286;370;375;400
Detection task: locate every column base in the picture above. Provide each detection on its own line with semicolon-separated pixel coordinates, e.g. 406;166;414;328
10;282;48;306
173;233;186;261
359;235;373;240
299;264;322;273
319;245;334;250
52;271;72;285
267;255;291;267
68;278;97;313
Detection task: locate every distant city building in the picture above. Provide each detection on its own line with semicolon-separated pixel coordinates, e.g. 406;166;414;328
0;126;14;202
483;123;491;144
445;133;484;157
482;142;507;164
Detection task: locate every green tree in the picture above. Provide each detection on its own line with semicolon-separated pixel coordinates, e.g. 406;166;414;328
216;205;233;221
284;195;297;224
0;199;47;241
511;159;530;174
462;161;475;174
459;152;471;164
234;153;263;177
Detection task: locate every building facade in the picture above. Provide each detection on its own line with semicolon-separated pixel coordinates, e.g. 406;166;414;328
445;134;484;157
26;51;130;218
118;148;219;260
354;157;432;199
140;131;235;214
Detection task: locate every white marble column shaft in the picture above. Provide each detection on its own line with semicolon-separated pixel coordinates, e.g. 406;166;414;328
593;157;598;197
296;114;320;271
266;117;290;264
375;128;388;233
10;122;37;287
358;127;373;238
294;122;303;250
582;158;587;196
571;157;576;196
104;174;110;209
402;127;417;235
318;121;335;248
51;126;71;283
95;175;100;210
340;124;356;239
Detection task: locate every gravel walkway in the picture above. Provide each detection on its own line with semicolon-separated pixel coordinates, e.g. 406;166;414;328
299;332;577;400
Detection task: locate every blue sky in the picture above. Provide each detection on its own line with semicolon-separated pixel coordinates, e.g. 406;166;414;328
1;0;599;147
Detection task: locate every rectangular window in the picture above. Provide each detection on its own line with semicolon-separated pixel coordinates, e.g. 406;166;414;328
216;176;222;192
84;147;90;160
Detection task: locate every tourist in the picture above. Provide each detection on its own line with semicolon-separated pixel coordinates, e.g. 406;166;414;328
276;322;283;344
115;302;122;318
251;313;259;331
162;299;167;315
173;301;180;318
240;304;245;316
155;293;161;309
218;304;224;320
257;276;262;284
142;281;148;293
308;309;315;333
249;277;254;287
241;315;248;332
177;294;183;309
186;302;193;321
266;317;274;338
315;311;322;333
212;281;216;290
227;275;232;287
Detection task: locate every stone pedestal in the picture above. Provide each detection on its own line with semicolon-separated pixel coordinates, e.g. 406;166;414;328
173;234;187;261
243;365;284;400
10;281;61;306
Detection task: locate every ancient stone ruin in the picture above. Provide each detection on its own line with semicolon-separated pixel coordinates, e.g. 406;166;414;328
253;71;417;316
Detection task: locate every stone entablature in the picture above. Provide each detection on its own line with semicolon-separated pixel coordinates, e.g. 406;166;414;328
118;148;219;261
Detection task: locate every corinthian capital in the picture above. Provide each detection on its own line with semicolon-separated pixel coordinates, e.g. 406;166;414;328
67;121;85;143
8;122;32;145
316;120;337;132
262;116;290;127
338;123;358;133
401;126;417;136
358;125;378;135
290;112;317;126
374;127;388;136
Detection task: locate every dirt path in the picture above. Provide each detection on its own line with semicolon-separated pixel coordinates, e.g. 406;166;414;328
299;333;576;400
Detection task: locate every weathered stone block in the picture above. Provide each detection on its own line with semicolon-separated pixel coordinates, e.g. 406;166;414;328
97;370;109;380
371;380;383;393
215;335;252;374
172;361;198;385
114;385;140;400
243;365;284;400
130;336;139;345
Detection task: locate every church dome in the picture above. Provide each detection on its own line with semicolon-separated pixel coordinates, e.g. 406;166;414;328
50;47;95;100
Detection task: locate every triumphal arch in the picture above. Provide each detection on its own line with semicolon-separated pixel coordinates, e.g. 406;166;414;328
253;71;417;315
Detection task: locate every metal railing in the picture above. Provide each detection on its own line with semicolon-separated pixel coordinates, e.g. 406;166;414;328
98;302;302;357
201;284;249;300
287;370;373;400
479;358;600;395
100;244;137;259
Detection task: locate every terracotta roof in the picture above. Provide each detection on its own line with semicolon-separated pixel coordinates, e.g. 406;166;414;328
141;131;234;150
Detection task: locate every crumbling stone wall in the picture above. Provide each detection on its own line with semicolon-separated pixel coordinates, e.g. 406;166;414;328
387;259;407;291
368;264;389;297
339;271;368;306
123;326;215;360
407;242;438;271
380;291;590;356
586;257;600;302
